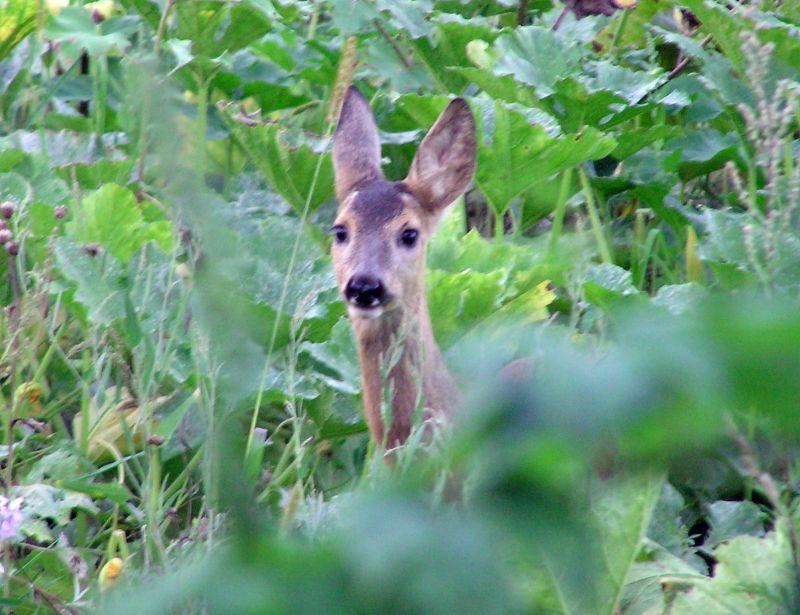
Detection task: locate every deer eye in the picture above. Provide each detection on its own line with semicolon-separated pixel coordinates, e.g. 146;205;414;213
399;228;419;248
330;225;348;244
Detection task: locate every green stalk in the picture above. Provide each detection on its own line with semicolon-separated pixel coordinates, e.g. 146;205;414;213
494;210;504;243
548;167;574;257
579;166;613;264
307;0;319;40
195;72;209;190
248;122;334;473
162;446;203;504
610;8;631;55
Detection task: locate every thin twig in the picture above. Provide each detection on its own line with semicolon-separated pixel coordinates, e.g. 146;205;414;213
516;0;529;26
727;417;800;573
666;34;713;81
372;19;412;68
551;7;569;31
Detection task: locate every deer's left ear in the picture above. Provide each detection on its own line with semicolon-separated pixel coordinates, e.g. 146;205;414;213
404;98;476;214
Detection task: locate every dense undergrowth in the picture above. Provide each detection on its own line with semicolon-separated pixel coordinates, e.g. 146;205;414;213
1;0;800;612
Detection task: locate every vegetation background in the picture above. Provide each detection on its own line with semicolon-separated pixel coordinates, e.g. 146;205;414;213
1;0;800;612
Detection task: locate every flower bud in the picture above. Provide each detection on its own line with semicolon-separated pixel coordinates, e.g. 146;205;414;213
0;229;11;245
0;201;15;219
6;241;18;256
55;205;68;220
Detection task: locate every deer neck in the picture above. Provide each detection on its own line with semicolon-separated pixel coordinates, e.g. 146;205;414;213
352;291;456;449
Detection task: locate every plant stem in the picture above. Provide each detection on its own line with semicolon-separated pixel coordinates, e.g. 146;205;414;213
195;72;209;190
516;0;529;25
548;167;574;257
579;165;613;264
610;8;630;55
136;0;175;190
307;0;319;40
494;210;504;242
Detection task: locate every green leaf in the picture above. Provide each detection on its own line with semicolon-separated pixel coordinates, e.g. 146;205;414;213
591;472;666;615
612;126;682;160
0;171;31;206
475;99;616;215
652;283;706;316
664;128;741;179
0;129;127;168
174;0;271;61
529;472;666;615
427;269;505;349
584;264;640;309
703;500;765;551
591;61;666;104
13;483;98;533
0;0;38;61
56;480;133;505
223;111;334;215
678;0;745;70
53;236;127;325
412;20;498;92
671;521;798;614
71;183;146;263
44;7;131;59
301;319;361;395
493;26;583;97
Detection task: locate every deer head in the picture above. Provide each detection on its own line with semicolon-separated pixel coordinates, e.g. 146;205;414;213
331;86;476;449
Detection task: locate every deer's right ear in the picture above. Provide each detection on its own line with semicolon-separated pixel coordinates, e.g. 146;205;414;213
332;87;383;203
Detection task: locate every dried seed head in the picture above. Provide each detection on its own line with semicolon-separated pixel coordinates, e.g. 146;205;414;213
0;201;15;219
6;241;19;256
81;243;101;257
147;434;165;446
55;205;68;220
0;229;11;245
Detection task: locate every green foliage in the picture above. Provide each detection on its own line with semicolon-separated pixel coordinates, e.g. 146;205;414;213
1;0;800;612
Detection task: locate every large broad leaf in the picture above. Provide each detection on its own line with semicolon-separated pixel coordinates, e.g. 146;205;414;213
12;483;98;543
187;201;338;406
68;183;170;263
0;171;31;206
678;0;745;71
703;500;765;552
650;27;755;108
71;183;146;263
427;269;506;349
591;472;667;615
301;318;361;395
664;128;741;180
493;26;584;97
223;109;334;215
173;0;271;63
526;472;666;614
43;7;132;60
671;520;800;614
53;236;127;326
475;99;616;215
412;20;499;93
0;0;37;61
0;130;127;167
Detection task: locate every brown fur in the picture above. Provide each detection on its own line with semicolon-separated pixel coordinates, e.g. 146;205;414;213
332;87;476;454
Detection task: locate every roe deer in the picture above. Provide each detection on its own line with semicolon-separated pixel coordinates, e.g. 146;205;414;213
331;86;476;452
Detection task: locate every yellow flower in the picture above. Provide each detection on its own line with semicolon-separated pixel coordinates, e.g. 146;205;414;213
86;0;114;19
45;0;69;15
99;557;123;590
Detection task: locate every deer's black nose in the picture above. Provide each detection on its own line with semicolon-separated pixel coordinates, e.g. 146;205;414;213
345;275;386;308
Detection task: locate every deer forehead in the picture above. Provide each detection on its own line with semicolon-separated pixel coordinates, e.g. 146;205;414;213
335;181;428;236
